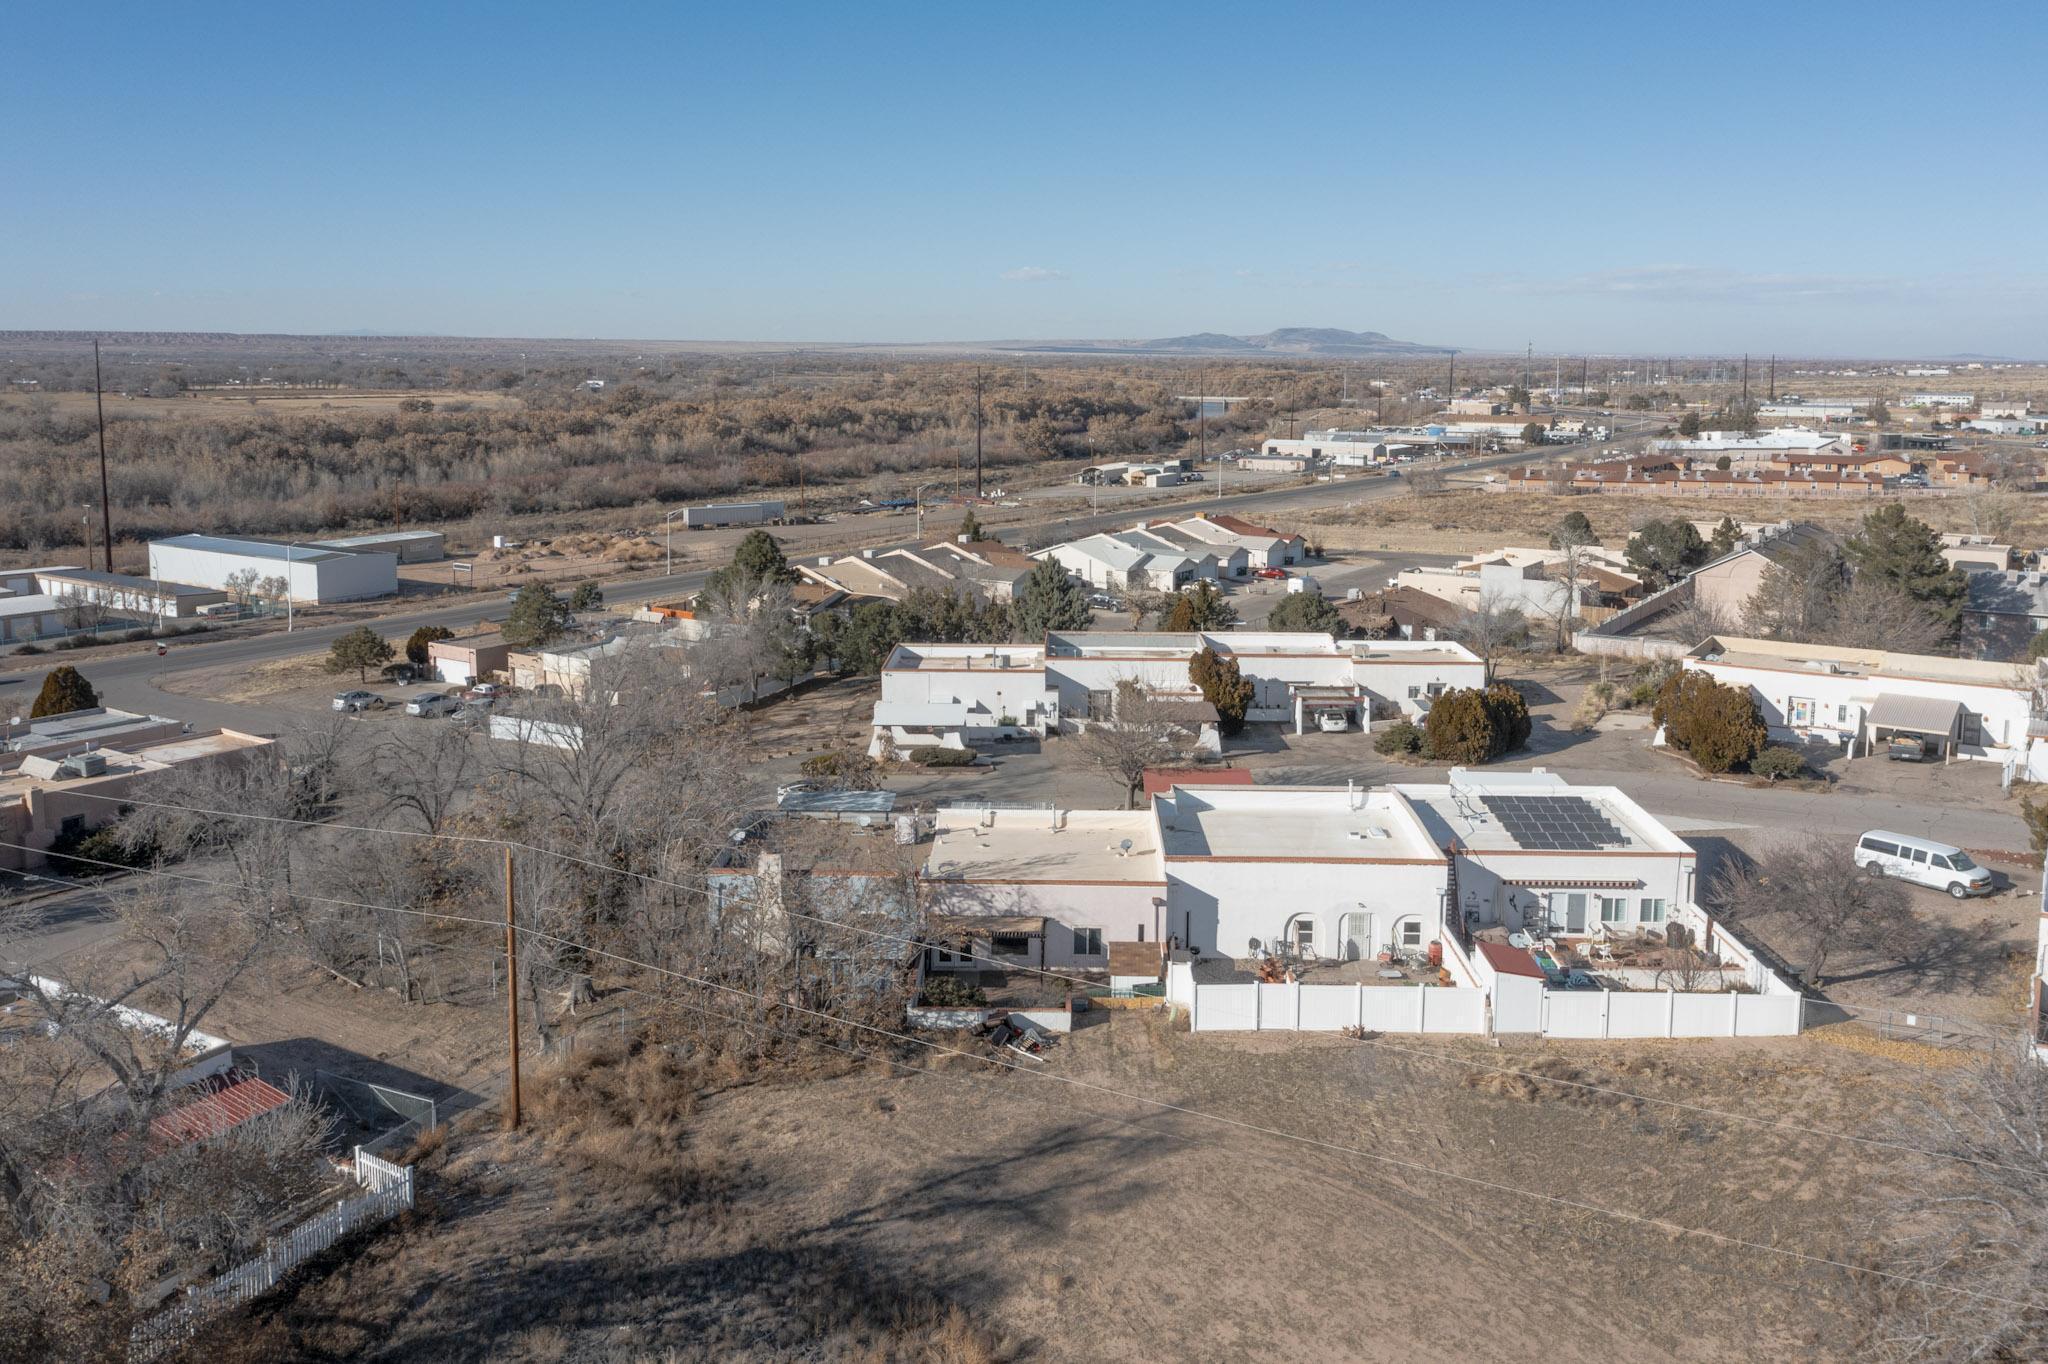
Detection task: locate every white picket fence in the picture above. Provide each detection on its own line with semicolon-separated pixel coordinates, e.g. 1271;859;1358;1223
128;1152;414;1363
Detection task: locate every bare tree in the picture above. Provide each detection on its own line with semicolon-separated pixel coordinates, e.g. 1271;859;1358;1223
1742;538;1847;641
370;721;476;835
1860;1048;2048;1362
690;570;812;704
1656;591;1735;648
1707;835;1912;987
1077;679;1200;807
1454;591;1528;684
1824;577;1950;655
1406;465;1448;497
223;566;261;612
55;590;111;636
1545;526;1597;652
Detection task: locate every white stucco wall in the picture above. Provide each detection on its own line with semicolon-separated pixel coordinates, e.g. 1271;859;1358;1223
1164;858;1446;960
1688;657;2034;761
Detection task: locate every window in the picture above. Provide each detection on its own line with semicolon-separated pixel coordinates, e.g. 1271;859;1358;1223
1961;712;1983;745
990;933;1032;957
1929;854;1953;871
1599;896;1628;924
1398;918;1424;948
1639;898;1667;924
1072;927;1104;957
1837;704;1850;723
1949;851;1978;871
1290;917;1316;955
1408;685;1422;699
1908;848;1928;865
1860;837;1899;857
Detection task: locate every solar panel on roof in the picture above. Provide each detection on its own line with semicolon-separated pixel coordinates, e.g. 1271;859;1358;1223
1480;795;1629;849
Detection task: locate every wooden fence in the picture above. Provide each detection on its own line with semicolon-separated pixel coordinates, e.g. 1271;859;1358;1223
127;1153;414;1363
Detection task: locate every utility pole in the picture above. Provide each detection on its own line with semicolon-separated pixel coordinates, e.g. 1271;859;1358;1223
1447;353;1455;397
504;846;522;1131
92;340;113;572
1196;368;1207;470
972;368;985;501
1769;354;1776;402
796;451;808;521
1741;353;1751;418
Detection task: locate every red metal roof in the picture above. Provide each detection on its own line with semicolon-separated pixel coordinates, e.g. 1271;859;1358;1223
1477;941;1547;979
1143;767;1255;797
148;1073;293;1154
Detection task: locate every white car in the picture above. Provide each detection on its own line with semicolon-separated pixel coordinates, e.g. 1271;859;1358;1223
1853;830;1994;899
1316;710;1350;733
404;691;463;718
332;690;385;713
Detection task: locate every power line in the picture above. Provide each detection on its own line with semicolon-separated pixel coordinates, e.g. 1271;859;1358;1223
37;791;2040;1176
6;841;2046;1311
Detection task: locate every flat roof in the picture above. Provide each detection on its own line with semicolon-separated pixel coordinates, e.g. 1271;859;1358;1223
1688;634;2038;690
926;809;1165;885
1348;642;1481;665
312;530;445;547
0;594;65;616
151;535;352;563
0;729;273;802
883;643;1045;672
1155;786;1443;863
1393;770;1689;855
31;569;225;598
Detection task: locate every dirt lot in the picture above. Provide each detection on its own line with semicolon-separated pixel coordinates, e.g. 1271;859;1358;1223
1297;488;2048;557
202;1014;1962;1362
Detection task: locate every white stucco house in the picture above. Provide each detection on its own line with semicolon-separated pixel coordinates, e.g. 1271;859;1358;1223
1684;635;2048;774
868;643;1059;756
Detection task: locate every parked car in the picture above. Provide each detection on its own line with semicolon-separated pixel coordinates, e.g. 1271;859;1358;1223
464;683;506;703
1087;593;1123;611
404;691;463;718
1253;567;1288;580
1887;735;1932;762
331;690;385;713
1315;710;1350;733
1853;830;1993;899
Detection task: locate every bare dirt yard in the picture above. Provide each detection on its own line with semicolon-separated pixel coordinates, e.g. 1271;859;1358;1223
189;1012;1962;1363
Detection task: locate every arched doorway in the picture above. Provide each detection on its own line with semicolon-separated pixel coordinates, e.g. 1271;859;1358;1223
1282;912;1318;959
1339;912;1374;961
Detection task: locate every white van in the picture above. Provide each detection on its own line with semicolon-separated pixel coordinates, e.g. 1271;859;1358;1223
1852;830;1993;899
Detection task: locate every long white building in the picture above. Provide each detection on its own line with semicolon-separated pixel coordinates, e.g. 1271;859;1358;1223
148;535;399;604
1684;635;2048;774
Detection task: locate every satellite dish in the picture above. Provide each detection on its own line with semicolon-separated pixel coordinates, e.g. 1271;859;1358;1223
1119;838;1134;853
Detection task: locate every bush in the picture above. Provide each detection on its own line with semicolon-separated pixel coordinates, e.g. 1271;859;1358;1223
918;975;988;1007
1424;689;1502;764
405;624;454;666
1750;746;1806;781
44;818;159;872
12;643;42;655
1652;671;1767;774
1483;683;1532;752
1373;721;1423;756
30;664;98;718
908;746;977;767
799;749;882;789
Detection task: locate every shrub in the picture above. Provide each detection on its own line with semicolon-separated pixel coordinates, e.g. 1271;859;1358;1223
799;749;882;789
1373;721;1423;756
405;624;454;666
1750;746;1806;781
1653;671;1766;774
1424;689;1502;764
908;746;976;767
2023;790;2048;853
12;643;42;655
45;818;159;872
30;664;98;718
918;975;988;1007
1483;683;1532;753
1190;646;1254;735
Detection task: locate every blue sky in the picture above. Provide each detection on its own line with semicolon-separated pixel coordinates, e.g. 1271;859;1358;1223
6;0;2045;356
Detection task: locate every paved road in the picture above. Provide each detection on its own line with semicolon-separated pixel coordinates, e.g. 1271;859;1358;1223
0;441;1545;728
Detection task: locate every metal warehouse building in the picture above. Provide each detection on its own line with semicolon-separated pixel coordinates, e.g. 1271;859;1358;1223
148;535;399;604
309;529;447;563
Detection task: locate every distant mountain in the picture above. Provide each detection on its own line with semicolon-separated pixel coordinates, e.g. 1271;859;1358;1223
1001;327;1455;357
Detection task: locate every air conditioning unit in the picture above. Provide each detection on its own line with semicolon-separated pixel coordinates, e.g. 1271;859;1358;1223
61;752;107;778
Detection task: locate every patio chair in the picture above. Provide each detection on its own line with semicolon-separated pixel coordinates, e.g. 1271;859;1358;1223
1592;941;1616;965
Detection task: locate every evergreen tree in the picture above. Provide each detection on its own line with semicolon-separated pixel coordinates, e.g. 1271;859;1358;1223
957;507;987;542
1266;591;1344;637
1189;646;1253;736
1159;580;1238;632
568;581;605;611
1550;510;1597;549
1707;515;1741;559
1012;559;1094;639
1844;504;1967;631
503;583;571;648
1652;671;1767;773
326;626;395;683
404;625;454;666
1624;519;1708;588
29;665;98;719
1424;688;1502;763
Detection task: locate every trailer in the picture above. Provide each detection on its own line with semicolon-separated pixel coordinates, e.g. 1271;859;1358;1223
680;501;786;530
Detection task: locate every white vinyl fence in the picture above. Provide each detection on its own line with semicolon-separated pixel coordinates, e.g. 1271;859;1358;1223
1187;980;1486;1035
128;1153;415;1364
1541;987;1801;1039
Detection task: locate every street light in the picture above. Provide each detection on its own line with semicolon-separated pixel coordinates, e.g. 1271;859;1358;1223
662;509;687;576
914;482;938;542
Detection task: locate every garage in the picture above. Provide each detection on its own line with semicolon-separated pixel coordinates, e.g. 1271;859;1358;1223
1864;693;1963;763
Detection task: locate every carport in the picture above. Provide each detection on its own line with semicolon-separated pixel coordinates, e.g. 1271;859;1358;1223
1864;693;1962;763
1292;685;1362;735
